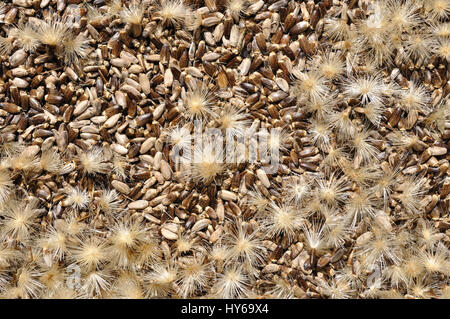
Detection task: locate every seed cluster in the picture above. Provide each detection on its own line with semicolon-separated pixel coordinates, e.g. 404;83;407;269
0;0;449;299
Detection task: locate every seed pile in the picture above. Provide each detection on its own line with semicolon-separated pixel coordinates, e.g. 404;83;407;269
0;0;449;299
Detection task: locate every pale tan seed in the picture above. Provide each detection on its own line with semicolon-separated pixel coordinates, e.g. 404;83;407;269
128;200;149;210
153;104;166;120
429;146;447;156
160;160;172;180
139;73;151;95
356;232;372;246
111;180;131;195
219;190;237;201
153;152;162;171
256;169;270;188
140;137;156;154
73;101;90;117
111;143;128;155
161;229;178;240
104;113;122;128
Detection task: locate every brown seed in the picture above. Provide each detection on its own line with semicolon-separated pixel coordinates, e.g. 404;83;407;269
268;0;288;11
192;219;211;232
255;33;267;53
217;69;229;88
46;94;63;105
299;162;318;172
1;102;20;114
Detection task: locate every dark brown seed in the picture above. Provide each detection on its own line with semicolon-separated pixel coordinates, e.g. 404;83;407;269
299;161;319;172
268;90;288;103
135;113;152;126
